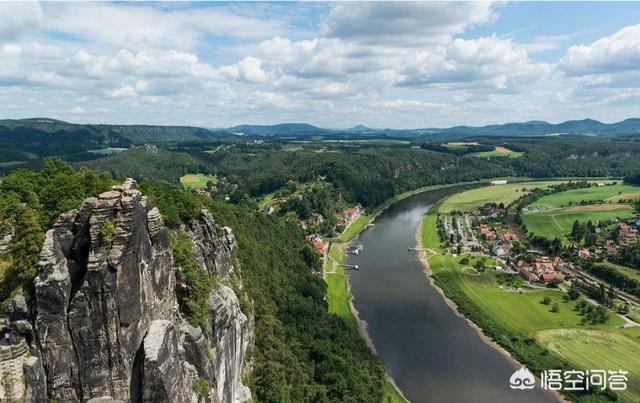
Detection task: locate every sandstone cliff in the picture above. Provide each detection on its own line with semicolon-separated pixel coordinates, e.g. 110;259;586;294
4;179;253;402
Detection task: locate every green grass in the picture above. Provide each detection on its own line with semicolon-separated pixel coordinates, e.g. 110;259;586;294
530;183;640;209
538;328;640;403
522;205;635;241
87;147;128;155
179;173;218;190
601;261;640;282
422;206;639;402
322;139;411;146
382;380;408;403
470;146;523;159
325;246;357;329
439;180;567;213
429;254;623;333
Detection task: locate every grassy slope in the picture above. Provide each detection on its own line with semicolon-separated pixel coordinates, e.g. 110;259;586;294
523;205;635;241
470;146;523;159
439;180;567;213
422;209;638;402
538;328;640;402
180;173;218;189
530;184;640;209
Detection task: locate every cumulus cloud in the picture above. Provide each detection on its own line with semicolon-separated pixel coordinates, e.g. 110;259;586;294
320;2;497;45
0;2;43;41
560;24;640;76
42;2;290;51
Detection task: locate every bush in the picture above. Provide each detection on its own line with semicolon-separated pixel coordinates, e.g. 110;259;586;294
542;296;552;305
193;377;210;397
100;219;117;242
551;303;559;313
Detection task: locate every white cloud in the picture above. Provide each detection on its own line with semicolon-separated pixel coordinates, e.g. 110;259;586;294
0;2;43;41
320;2;497;45
42;3;291;51
560;24;640;76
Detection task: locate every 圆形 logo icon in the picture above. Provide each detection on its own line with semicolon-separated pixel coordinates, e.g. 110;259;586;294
510;366;536;390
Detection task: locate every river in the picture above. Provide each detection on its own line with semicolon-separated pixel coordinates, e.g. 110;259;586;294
347;186;560;403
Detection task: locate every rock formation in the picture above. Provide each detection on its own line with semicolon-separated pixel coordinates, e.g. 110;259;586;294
5;179;253;402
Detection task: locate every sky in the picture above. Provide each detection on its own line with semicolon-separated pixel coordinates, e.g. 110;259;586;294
1;1;640;129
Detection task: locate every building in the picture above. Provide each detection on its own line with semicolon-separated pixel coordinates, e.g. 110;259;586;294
263;205;275;215
491;180;508;186
519;268;538;282
542;272;565;283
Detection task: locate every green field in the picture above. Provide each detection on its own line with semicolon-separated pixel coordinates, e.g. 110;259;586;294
601;261;640;282
439;180;566;212
322;139;410;146
421;208;639;401
538;328;640;402
179;173;218;189
429;253;623;332
530;183;640;209
87;147;128;155
522;204;635;241
470;146;523;159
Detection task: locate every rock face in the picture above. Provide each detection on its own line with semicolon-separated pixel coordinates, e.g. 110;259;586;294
186;211;253;403
17;179;253;402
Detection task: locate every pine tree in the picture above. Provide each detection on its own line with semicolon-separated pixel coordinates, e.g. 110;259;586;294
9;208;45;288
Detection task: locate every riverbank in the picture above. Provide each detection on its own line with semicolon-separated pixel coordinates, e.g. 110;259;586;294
325;244;408;403
414;220;566;402
417;201;638;402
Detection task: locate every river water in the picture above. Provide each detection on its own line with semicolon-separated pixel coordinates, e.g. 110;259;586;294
347;186;559;403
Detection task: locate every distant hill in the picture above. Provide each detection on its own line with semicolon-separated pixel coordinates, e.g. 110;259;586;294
227;118;640;138
228;123;329;136
439;118;640;137
0;118;228;166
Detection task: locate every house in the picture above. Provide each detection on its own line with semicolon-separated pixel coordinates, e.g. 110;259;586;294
519;268;538;282
542;272;565;283
578;248;591;258
343;206;361;223
596;182;606;187
479;224;496;240
491;180;508;186
263;205;275;215
493;243;512;257
618;223;638;241
500;231;518;242
307;234;328;256
606;246;618;255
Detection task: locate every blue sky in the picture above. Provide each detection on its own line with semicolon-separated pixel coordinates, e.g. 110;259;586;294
1;2;640;128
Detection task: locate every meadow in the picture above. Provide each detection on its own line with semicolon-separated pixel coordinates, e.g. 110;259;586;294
530;183;640;209
87;147;128;155
469;146;523;158
522;204;635;241
421;208;639;402
179;173;218;189
538;328;640;402
439;180;567;213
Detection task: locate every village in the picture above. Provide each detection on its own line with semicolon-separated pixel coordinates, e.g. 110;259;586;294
437;201;640;298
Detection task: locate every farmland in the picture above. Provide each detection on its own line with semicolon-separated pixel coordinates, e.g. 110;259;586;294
87;147;128;155
469;146;523;158
529;183;640;209
421;207;639;402
522;204;635;241
439;180;567;213
538;328;640;403
179;173;218;189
